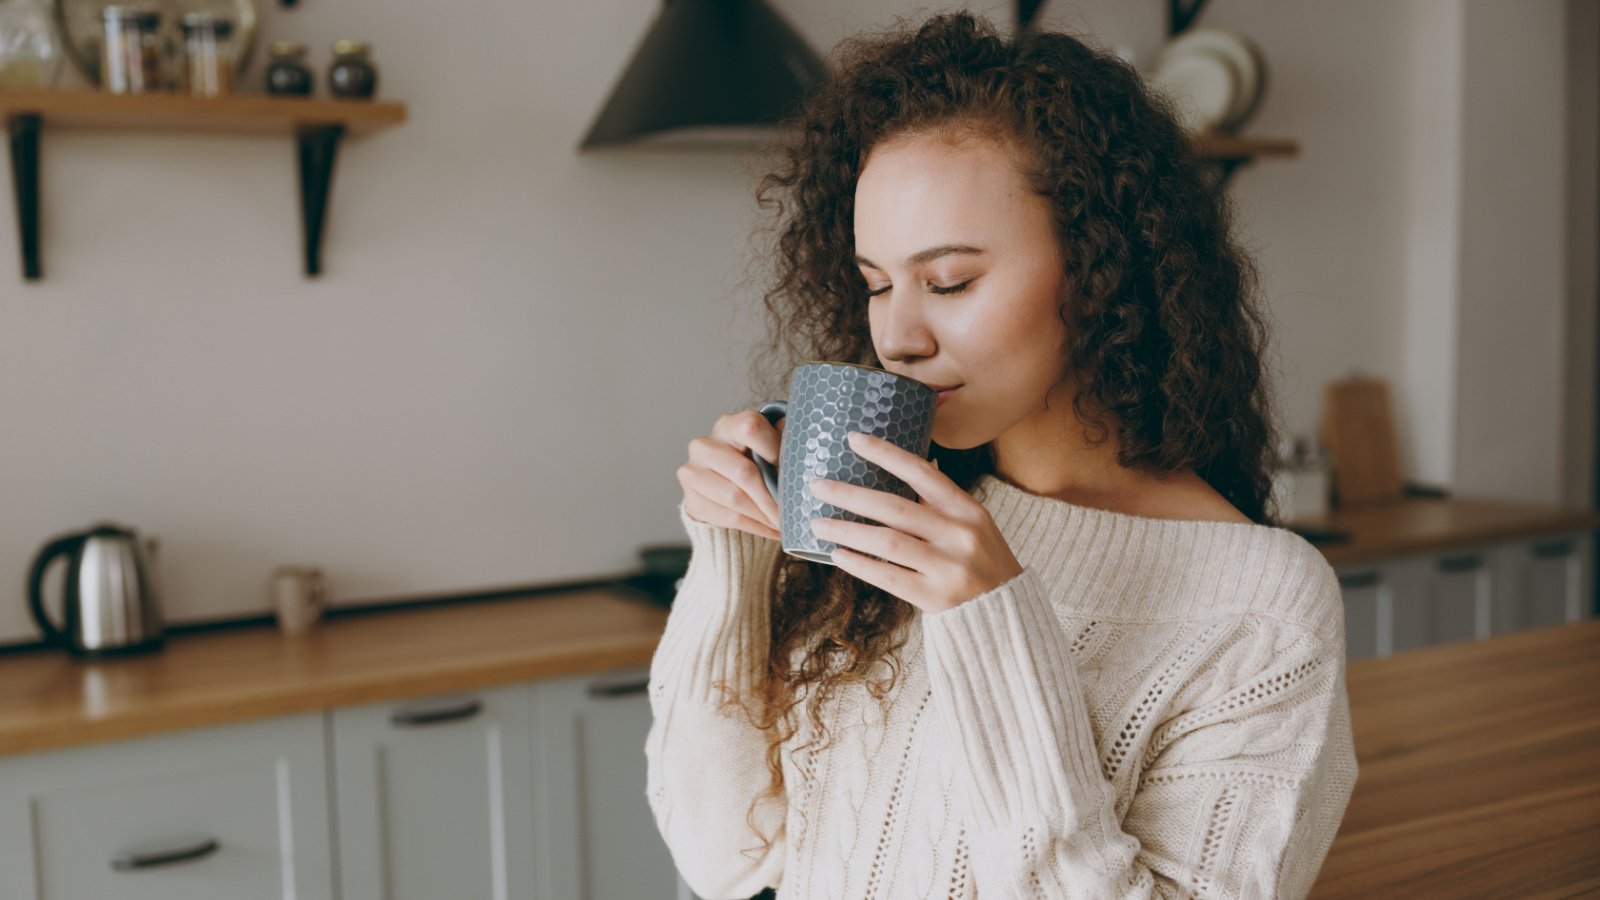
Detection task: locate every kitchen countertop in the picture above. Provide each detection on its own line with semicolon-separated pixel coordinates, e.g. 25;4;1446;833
1;493;1594;761
1285;493;1600;566
0;587;668;758
1311;616;1600;898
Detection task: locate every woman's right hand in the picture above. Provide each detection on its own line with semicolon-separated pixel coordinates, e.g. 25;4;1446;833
677;410;785;541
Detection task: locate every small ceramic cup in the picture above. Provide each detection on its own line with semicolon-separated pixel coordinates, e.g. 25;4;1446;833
743;361;938;564
269;565;327;635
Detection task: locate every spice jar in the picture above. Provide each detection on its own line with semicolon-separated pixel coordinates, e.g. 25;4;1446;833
100;5;162;94
264;41;312;96
179;11;234;96
327;39;376;98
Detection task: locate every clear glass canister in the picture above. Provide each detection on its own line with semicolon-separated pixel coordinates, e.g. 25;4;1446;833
180;11;234;96
100;5;162;93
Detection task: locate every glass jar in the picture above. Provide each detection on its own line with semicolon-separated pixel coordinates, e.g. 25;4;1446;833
327;39;376;99
264;40;312;96
0;0;65;87
179;12;234;96
100;5;162;94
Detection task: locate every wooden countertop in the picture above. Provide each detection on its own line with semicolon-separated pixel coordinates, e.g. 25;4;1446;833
0;587;668;758
1286;493;1600;566
1312;616;1600;898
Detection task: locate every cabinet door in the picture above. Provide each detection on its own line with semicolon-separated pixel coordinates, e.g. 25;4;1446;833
533;665;687;900
1336;558;1427;658
1427;548;1494;646
331;683;536;900
1492;532;1596;632
0;712;333;900
1335;567;1384;660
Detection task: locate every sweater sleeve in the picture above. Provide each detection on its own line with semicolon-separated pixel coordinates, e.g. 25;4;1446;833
919;565;1359;900
643;499;788;900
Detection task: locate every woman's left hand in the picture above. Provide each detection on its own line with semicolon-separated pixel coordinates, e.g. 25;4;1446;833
808;431;1025;614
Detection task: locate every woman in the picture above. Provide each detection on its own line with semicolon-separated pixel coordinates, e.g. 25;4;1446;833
650;11;1357;900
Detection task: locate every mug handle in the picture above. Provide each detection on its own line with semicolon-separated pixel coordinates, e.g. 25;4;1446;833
745;401;787;504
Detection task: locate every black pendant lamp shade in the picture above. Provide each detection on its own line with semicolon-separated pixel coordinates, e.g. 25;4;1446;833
579;0;828;149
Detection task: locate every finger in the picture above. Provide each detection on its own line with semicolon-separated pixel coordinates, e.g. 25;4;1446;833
715;410;783;471
811;477;939;543
830;544;919;606
684;495;782;541
692;439;782;528
846;432;960;507
812;516;938;574
685;463;780;532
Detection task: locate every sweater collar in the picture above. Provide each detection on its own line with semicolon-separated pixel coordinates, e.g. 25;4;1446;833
967;473;1337;631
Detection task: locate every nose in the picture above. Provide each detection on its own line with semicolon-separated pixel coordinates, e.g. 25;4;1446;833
874;293;937;364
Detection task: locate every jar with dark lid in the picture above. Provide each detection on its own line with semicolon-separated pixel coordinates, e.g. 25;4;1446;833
265;41;313;95
327;39;376;99
100;5;162;93
179;11;234;96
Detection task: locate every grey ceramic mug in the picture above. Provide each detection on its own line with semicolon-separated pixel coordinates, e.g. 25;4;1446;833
744;361;938;564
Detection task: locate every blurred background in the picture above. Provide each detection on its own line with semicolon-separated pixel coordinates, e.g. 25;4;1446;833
0;1;1594;898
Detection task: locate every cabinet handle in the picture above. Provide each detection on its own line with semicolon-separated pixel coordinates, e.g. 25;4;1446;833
1531;538;1576;559
111;838;220;871
390;699;482;727
1436;552;1483;574
587;673;650;698
1337;570;1380;589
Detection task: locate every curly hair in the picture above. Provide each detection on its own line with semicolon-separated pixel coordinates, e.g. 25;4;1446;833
720;10;1283;859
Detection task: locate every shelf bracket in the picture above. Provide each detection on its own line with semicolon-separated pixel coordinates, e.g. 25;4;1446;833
7;114;42;281
297;123;345;277
1208;156;1249;192
1168;0;1211;38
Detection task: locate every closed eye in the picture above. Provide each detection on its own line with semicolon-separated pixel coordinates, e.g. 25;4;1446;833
866;280;972;298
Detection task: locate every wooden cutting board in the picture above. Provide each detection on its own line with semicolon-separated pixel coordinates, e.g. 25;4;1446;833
1321;375;1405;506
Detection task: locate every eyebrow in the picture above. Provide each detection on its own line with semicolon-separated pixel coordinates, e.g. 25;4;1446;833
855;244;987;270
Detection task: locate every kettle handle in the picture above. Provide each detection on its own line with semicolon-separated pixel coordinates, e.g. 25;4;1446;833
28;533;84;647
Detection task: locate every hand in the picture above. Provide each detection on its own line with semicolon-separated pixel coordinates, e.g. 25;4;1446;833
676;410;786;541
807;431;1024;614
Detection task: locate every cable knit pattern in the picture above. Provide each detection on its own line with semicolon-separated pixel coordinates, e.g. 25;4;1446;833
645;474;1359;899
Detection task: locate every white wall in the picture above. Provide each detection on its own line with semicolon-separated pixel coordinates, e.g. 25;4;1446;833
1;0;1589;643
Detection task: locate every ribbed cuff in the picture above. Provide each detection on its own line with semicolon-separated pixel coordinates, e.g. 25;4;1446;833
920;566;1112;833
650;500;783;704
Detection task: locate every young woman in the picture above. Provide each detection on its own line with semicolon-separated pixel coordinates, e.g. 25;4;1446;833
651;12;1357;899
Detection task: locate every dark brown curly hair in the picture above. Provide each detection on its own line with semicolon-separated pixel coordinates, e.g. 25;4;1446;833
720;10;1284;860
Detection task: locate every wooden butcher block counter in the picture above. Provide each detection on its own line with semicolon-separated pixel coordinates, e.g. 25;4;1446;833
0;586;669;758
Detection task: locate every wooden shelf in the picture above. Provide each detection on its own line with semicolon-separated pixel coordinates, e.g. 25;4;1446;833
0;87;405;135
1;88;409;279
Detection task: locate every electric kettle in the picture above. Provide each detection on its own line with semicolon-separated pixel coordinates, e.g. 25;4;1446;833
28;522;166;657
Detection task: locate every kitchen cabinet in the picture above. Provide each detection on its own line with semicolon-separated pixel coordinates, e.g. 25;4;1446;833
534;664;692;900
330;684;537;900
0;712;333;900
1335;532;1594;659
1494;532;1594;631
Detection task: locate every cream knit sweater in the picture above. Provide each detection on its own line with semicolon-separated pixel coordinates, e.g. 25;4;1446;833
646;473;1359;899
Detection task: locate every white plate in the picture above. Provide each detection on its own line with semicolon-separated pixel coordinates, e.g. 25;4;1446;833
1154;27;1266;132
1149;46;1239;134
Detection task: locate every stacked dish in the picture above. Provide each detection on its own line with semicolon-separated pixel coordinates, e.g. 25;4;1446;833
1146;28;1267;135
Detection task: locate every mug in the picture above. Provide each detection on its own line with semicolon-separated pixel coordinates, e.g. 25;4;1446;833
269;565;328;635
744;361;938;564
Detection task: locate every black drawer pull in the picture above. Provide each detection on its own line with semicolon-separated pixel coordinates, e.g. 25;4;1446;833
587;673;650;698
112;838;220;871
1436;552;1483;574
1531;538;1575;559
1337;570;1380;589
390;699;483;727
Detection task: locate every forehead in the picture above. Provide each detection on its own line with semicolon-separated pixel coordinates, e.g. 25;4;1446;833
854;133;1039;258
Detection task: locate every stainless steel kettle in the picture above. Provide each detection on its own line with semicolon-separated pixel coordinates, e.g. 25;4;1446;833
28;522;165;657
